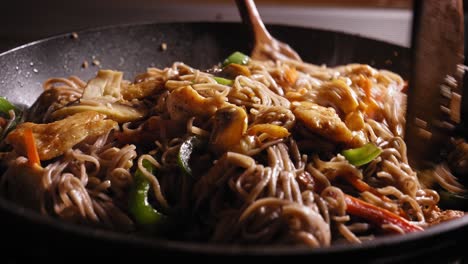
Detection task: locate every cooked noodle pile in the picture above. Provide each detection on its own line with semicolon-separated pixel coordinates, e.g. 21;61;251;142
0;54;463;247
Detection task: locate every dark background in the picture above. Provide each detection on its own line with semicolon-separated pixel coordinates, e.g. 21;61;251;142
0;0;413;53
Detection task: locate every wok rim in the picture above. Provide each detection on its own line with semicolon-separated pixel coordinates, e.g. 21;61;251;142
0;21;467;257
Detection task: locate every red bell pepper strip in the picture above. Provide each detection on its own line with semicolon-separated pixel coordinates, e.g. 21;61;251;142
344;194;423;233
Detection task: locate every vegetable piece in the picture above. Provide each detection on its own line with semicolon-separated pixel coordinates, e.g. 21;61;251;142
342;142;382;166
284;67;298;85
0;97;18;114
129;159;165;229
178;136;203;176
222;63;251;78
53;70;148;123
82;69;123;100
341;174;385;199
357;75;373;100
344;194;423;233
247;124;290;139
1;114;21;141
213;77;233;86
0;97;23;141
357;74;379;119
341;173;408;218
51;102;147;123
344;111;365;131
223;51;250;66
23;127;41;167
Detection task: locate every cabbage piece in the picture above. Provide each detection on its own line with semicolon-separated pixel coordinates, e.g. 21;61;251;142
82;69;123;100
51;102;147;123
52;70;148;123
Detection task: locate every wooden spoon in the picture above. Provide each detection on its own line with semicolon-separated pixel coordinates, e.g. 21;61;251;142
235;0;302;62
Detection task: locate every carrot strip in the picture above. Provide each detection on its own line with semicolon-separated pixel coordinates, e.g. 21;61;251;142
23;127;41;167
344;194;423;233
341;174;409;219
358;75;372;99
357;75;381;119
247;124;290;138
284;67;298;85
342;174;386;200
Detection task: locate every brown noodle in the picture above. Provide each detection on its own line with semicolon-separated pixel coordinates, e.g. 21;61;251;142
0;57;460;247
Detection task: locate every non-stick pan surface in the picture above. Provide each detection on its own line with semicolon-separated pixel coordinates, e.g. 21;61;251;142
0;22;467;262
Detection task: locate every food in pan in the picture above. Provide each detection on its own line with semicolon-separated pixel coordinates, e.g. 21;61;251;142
0;51;464;247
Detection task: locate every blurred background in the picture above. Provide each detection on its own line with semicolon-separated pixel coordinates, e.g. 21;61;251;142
0;0;413;52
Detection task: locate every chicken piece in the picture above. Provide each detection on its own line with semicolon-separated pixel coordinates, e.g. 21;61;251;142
166;85;227;122
210;105;248;154
121;78;164;100
7;111;117;160
345;111;365;131
292;102;365;147
315;79;359;116
2;157;44;211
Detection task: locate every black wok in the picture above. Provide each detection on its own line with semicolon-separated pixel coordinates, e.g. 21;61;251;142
0;22;467;261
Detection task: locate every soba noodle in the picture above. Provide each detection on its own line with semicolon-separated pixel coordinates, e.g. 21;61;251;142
0;53;464;247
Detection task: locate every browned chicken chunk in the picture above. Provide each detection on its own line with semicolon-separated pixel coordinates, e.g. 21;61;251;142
166;85;227;122
7;111;117;160
121;78;164;100
315;79;359;115
292;102;365;146
210;105;248;154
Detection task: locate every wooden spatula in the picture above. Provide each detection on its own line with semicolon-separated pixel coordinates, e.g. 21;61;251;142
235;0;302;62
405;0;465;169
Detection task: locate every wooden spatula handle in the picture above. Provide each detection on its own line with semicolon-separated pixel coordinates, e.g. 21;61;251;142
235;0;272;45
